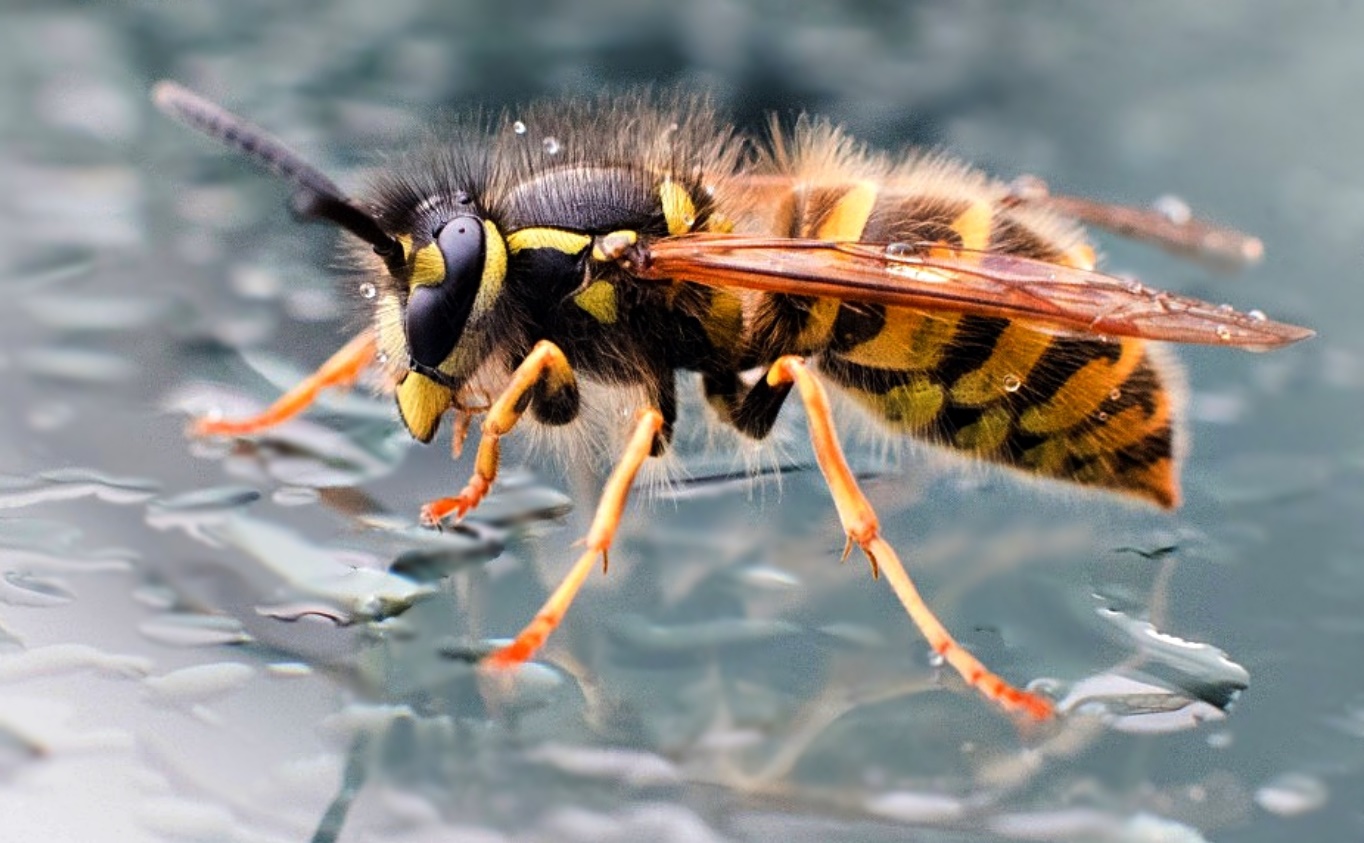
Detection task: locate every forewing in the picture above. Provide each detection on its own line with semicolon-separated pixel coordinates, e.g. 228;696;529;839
637;235;1312;351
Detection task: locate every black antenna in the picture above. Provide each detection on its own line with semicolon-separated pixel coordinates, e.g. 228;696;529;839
151;81;405;275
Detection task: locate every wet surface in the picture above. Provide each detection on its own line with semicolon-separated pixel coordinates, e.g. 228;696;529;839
1;3;1361;841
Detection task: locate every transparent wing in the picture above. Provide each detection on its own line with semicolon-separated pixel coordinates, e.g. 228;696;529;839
635;235;1313;351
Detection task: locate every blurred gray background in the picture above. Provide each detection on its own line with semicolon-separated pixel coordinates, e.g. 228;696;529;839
0;2;1360;841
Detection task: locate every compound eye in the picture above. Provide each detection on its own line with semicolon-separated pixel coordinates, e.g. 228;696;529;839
436;215;484;288
404;214;485;371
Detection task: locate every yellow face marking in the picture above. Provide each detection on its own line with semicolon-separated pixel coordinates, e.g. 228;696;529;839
506;227;592;255
949;199;994;252
471;219;507;318
572;280;618;324
394;234;443;289
410;244;445;288
815;180;878;240
1019;340;1143;435
395;371;452;443
953;405;1012;454
659;178;697;236
949;322;1051;407
842;309;959;371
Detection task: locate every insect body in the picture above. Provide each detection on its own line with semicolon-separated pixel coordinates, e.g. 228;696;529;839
153;83;1311;720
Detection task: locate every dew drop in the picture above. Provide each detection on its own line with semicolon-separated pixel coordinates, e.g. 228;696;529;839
1096;411;1109;422
542;136;561;155
358;282;376;300
1247;309;1267;322
376;350;390;365
1215;325;1233;341
1002;374;1022;393
1216;302;1235;314
512;120;527;135
1152;194;1192;225
1109;387;1122;401
885;242;919;259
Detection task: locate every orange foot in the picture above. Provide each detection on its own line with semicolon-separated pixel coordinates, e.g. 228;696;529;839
419;476;491;526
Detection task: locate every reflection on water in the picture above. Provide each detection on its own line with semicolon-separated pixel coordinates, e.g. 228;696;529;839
1;3;1361;841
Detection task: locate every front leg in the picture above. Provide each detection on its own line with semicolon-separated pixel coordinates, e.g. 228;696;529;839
193;331;377;437
420;340;579;526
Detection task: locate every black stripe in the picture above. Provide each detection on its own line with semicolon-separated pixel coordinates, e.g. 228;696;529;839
988;214;1068;262
862;195;968;245
934;315;1010;388
1057;351;1162;444
935;402;986;441
829;302;887;353
816;353;914;394
1111;427;1174;475
1018;336;1124;411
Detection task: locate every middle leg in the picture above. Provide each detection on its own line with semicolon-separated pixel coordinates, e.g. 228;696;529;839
483;407;664;668
767;355;1055;720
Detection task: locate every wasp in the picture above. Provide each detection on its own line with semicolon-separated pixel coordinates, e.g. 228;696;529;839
152;82;1312;720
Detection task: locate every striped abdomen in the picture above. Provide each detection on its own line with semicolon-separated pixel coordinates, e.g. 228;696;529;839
751;178;1182;507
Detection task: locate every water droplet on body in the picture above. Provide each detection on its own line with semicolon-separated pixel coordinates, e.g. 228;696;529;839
1002;374;1022;393
1215;325;1233;341
1247;309;1267;322
359;282;376;300
542;136;561;155
512;120;526;135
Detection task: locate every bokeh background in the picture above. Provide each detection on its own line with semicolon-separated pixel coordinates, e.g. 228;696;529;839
1;2;1361;841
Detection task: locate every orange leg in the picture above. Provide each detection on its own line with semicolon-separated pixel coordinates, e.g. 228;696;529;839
192;331;378;437
767;356;1055;720
483;408;663;668
420;340;577;526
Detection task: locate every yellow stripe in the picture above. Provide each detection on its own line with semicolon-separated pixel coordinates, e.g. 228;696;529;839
841;309;959;371
572;280;617;323
815;180;878;240
879;376;945;431
794;298;841;349
1067;398;1169;459
953;405;1012;454
659;179;697;236
702;290;744;354
948;322;1050;406
949;199;993;252
1021;436;1070;475
506;227;592;255
1019;340;1144;435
